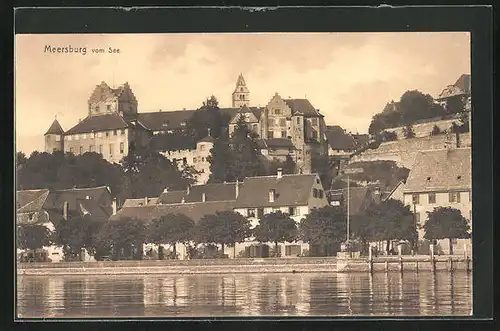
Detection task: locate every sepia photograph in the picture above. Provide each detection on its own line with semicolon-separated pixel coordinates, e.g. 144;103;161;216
15;27;476;319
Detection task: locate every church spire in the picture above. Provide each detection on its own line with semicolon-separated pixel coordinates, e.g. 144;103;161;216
232;73;250;108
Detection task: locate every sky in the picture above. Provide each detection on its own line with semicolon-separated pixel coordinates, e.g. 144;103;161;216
15;32;470;155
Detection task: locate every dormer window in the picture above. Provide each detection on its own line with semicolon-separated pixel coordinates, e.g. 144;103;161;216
95;106;100;113
269;189;276;203
427;176;431;181
106;105;111;111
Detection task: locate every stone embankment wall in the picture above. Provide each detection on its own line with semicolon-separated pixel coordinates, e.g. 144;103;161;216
351;132;471;169
384;116;461;139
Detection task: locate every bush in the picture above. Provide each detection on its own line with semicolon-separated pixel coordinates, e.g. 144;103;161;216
380;131;398;141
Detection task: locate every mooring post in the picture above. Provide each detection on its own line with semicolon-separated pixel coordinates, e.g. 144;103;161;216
399;256;403;273
415;260;419;273
368;246;374;274
385;260;388;273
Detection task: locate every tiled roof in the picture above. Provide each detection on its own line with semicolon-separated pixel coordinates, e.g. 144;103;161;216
45;119;64;135
264;138;295;149
325;126;357;151
328;187;374;215
43;186;112;216
122;197;158;208
16;189;50;213
199;135;215;143
65;113;129;135
137;110;196;132
234;174;317;208
404;148;471;193
284;99;321;117
157;182;241;205
109;200;235;222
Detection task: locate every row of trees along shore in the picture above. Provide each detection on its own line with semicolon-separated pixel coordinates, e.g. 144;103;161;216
17;201;470;261
17;96;298;202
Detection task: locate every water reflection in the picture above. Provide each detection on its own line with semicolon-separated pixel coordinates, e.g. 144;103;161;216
17;271;472;318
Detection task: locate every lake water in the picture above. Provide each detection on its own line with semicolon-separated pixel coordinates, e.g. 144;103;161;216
17;271;472;318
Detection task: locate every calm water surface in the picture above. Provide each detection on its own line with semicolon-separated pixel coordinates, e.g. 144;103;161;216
17;272;472;318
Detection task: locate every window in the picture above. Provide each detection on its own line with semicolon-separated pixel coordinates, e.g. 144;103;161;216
182;157;187;164
319;190;324;199
281;131;287;138
248;209;256;217
201;169;205;173
105;132;109;138
99;145;103;154
449;191;460;203
193;157;197;163
412;194;420;205
288;207;295;216
313;188;318;198
268;131;274;139
67;135;72;141
311;118;318;126
121;129;125;135
95;106;100;113
89;145;94;152
257;208;264;218
280;118;286;126
428;193;436;204
55;135;60;142
202;157;205;162
97;132;102;138
69;147;74;154
106;105;111;111
316;178;320;184
240;94;245;100
79;146;83;154
252;124;258;132
199;145;206;151
90;132;95;138
240;88;244;92
275;109;282;115
113;130;117;136
109;144;113;155
120;142;124;154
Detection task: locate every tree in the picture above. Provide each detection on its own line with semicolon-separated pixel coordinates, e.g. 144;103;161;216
402;124;416;139
17;224;51;251
268;155;296;176
214;211;252;257
362;199;417;254
445;95;466;115
51;213;99;261
230;115;264;180
299;206;346;256
148;214;195;259
424;207;470;255
207;135;233;183
311;154;333;190
188;95;226;141
148;129;197;152
253;211;298;257
96;218;147;260
380;131;397;141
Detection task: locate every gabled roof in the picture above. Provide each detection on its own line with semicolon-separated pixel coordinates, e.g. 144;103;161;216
328;187;375;215
198;135;215;143
43;186;112;213
325;126;357;151
65;113;129;135
157;182;241;205
45;119;64;135
16;189;50;213
283;99;321;117
382;180;405;202
234;174;317;208
235;73;246;87
404;148;471;193
109;200;235;222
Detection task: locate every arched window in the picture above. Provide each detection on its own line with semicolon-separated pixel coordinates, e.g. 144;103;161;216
240;87;244;92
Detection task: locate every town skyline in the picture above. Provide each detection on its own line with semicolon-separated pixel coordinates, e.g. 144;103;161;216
15;32;470;154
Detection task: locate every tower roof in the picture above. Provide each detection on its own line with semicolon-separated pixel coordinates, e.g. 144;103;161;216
235;73;246;87
45;119;64;135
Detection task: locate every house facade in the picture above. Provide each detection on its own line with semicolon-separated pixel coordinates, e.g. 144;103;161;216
16;186;115;262
403;148;472;255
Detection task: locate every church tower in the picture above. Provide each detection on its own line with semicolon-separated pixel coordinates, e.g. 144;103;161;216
232;74;250;108
44;117;64;153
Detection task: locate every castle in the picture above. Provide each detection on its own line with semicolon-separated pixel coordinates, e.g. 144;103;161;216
44;74;329;182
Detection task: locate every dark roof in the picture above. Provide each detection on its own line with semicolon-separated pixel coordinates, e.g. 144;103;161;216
235;74;246;88
264;138;295;149
199;135;215;143
109;200;235;222
328;187;374;215
352;134;370;146
137;110;196;132
454;74;471;94
122;197;158;207
43;186;112;216
284;99;321;117
16;189;50;213
157;182;240;204
404;148;471;193
65;113;129;135
325;126;357;151
88;81;130;104
234;174;317;208
45;119;64;135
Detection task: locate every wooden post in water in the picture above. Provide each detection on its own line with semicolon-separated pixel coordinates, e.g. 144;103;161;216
368;246;374;274
416;260;419;273
399;256;403;273
385;261;388;273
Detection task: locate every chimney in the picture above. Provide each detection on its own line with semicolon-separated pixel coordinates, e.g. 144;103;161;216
181;197;185;204
277;168;283;179
85;195;91;200
269;189;276;203
163;187;169;193
144;196;149;205
202;192;206;202
112;198;117;215
63;201;68;220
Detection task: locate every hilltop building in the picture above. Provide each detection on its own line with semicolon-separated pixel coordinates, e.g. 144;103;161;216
45;75;330;181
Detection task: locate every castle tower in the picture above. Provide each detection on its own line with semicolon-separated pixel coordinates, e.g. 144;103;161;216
232;74;250;108
44;117;64;153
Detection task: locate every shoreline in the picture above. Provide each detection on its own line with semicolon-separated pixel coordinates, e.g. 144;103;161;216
17;256;472;276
